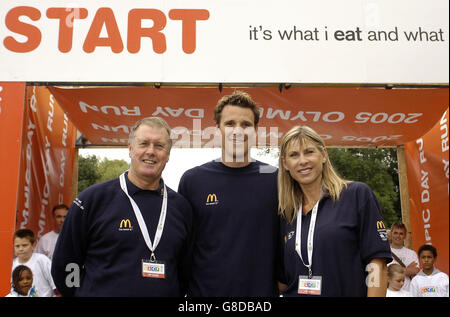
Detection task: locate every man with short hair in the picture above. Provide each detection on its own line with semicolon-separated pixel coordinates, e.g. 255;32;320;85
178;91;279;296
389;221;420;292
52;117;193;297
35;204;68;260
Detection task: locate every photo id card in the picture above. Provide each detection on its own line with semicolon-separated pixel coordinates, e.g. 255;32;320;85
298;275;322;295
142;259;165;279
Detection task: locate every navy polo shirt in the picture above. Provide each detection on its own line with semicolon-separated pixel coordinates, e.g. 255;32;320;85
279;181;392;297
51;172;193;297
178;160;279;297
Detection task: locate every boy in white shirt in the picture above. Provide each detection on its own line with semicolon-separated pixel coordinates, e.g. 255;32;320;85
410;244;449;297
389;222;420;292
35;204;68;260
11;229;57;297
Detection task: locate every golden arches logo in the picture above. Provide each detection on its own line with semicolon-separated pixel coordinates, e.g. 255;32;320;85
206;193;219;205
206;194;218;203
376;221;388;241
120;219;132;229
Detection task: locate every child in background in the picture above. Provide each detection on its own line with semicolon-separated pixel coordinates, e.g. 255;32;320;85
389;222;419;292
410;244;449;297
6;265;36;297
386;264;411;297
11;229;57;297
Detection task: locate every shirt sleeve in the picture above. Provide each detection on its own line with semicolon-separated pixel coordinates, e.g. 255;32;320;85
177;171;190;201
411;250;419;267
40;255;56;295
51;195;89;297
443;274;449;297
277;218;288;285
176;198;194;296
357;183;393;265
409;276;420;297
35;238;46;257
177;171;196;295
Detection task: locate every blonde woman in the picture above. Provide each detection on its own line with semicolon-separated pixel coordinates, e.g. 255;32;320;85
277;125;392;297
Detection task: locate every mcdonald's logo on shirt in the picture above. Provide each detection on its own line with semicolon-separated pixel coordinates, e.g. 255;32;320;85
206;193;219;206
119;218;133;231
376;221;388;241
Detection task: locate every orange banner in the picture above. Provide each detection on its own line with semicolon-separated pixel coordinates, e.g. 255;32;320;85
15;86;77;241
0;82;26;296
49;86;448;147
405;108;449;275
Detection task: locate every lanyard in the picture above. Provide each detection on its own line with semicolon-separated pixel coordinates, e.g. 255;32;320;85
119;172;167;262
295;194;321;279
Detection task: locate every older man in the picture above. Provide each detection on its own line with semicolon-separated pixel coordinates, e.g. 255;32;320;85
52;117;193;297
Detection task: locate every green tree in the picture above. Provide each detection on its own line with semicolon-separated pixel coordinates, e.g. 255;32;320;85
327;148;400;226
98;158;130;183
77;155;100;194
77;155;130;195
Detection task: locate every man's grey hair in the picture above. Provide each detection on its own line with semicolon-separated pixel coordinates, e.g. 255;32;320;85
128;117;172;150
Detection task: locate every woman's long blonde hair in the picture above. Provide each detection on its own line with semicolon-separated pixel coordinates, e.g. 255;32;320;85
278;126;350;224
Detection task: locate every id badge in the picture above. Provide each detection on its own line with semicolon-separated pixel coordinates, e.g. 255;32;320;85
298;275;322;295
142;259;165;279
